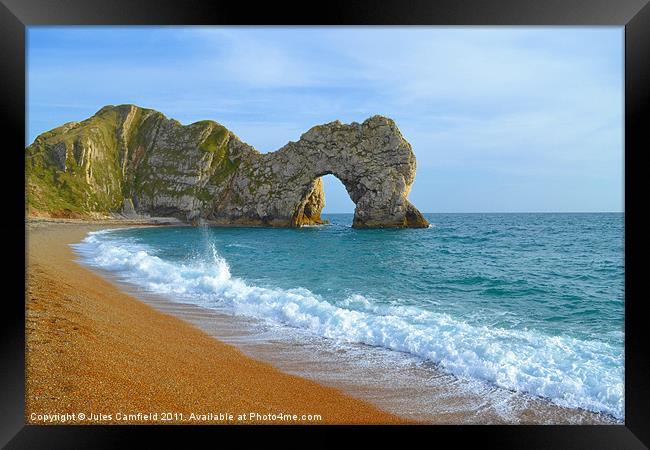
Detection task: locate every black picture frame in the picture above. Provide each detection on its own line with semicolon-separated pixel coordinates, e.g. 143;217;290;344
2;0;648;447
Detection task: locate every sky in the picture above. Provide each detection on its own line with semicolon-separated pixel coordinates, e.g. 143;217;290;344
27;26;624;213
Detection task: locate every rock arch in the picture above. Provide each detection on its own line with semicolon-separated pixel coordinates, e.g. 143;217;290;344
26;105;429;228
209;115;429;228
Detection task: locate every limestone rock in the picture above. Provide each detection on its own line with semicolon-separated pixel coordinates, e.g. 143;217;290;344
25;105;429;228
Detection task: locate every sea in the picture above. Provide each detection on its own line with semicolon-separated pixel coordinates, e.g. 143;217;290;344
72;213;624;422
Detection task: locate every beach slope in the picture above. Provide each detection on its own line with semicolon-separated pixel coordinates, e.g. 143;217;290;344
25;221;403;424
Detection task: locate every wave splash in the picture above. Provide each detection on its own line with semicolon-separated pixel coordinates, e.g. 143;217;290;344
73;230;624;419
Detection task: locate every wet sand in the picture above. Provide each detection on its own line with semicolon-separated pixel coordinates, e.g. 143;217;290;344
25;220;405;424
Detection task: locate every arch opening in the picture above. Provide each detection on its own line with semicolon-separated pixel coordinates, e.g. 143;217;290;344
290;173;358;227
321;174;356;215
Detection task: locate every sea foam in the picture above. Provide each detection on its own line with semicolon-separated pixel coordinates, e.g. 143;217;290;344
72;230;624;419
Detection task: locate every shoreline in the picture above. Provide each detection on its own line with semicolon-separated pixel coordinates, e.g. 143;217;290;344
90;263;618;425
25;219;405;424
26;218;617;425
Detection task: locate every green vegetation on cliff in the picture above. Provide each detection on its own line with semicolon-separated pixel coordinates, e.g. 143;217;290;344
25;104;237;218
26;108;124;216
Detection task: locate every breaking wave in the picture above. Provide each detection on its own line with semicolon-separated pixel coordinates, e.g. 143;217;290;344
72;229;624;419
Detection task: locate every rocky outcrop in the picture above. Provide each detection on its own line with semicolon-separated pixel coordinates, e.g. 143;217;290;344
26;104;429;228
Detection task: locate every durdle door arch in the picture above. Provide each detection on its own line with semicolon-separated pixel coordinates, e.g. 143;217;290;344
26;105;429;228
210;115;430;229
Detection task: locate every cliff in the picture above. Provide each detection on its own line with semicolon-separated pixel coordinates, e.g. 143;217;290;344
25;104;429;228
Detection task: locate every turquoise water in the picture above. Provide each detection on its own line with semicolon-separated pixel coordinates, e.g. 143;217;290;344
73;213;624;419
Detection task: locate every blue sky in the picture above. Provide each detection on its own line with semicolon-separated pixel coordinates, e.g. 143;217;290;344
27;26;623;213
